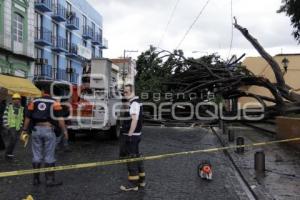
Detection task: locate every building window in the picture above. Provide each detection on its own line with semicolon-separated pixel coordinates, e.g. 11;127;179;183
67;59;71;69
13;13;24;43
82;39;87;47
34;47;43;77
99;28;102;38
92;45;95;58
92;22;95;36
82;15;87;27
67;2;72;13
34;47;43;58
66;30;72;50
35;12;42;28
67;59;72;82
52;53;59;79
99;49;102;58
53;53;58;68
52;21;58;45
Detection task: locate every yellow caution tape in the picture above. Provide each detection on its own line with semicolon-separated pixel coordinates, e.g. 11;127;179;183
0;137;299;178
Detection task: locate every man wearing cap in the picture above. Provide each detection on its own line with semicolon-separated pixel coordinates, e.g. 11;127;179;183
2;93;24;160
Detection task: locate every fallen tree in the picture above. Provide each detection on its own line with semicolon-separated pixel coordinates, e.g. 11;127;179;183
233;17;300;102
136;20;300;123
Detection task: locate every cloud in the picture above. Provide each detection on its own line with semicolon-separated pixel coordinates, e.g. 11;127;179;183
87;0;300;59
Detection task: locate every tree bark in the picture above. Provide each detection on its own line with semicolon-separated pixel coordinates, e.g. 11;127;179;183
233;17;285;87
234;17;300;102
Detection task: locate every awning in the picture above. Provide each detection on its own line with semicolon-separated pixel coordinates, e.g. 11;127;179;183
0;75;41;97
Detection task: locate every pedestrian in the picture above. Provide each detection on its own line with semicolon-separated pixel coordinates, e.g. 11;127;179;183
2;93;24;160
120;84;145;192
22;88;68;187
0;100;6;150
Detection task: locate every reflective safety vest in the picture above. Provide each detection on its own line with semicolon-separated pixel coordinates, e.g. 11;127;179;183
7;105;24;131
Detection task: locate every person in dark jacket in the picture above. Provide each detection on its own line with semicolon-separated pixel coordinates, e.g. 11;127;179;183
120;84;145;192
0;100;6;150
22;89;68;187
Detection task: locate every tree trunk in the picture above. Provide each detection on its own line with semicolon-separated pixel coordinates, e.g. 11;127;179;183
234;17;300;102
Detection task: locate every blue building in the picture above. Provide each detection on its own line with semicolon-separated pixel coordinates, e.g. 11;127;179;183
33;0;107;84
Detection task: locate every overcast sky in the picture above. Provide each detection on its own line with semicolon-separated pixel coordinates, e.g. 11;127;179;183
87;0;300;60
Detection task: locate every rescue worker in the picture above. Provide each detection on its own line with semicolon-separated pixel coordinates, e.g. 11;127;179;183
2;93;24;160
120;84;145;192
22;88;68;187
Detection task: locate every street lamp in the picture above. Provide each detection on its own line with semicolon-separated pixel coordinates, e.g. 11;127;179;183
282;57;289;75
123;50;138;88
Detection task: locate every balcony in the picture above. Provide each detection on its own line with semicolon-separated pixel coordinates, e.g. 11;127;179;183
34;64;53;80
35;27;52;46
66;68;78;84
65;43;79;59
57;68;68;81
34;0;52;12
66;14;79;30
52;3;66;22
92;33;102;45
100;38;108;49
52;36;67;52
70;72;79;84
82;25;93;40
52;67;57;80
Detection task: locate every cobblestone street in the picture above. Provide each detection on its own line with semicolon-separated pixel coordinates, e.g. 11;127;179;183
0;126;250;200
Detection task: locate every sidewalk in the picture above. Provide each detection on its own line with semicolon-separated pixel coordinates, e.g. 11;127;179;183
214;125;300;200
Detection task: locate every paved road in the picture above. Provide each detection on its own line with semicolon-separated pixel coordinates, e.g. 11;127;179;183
0;127;249;200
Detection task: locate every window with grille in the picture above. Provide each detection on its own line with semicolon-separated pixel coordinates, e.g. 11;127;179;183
13;13;24;43
67;2;72;13
92;45;95;58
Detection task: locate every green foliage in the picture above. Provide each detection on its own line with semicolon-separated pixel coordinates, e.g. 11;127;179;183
278;0;300;43
135;47;178;95
193;54;222;65
136;48;231;97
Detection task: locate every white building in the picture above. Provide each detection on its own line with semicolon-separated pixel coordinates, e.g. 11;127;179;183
111;58;136;89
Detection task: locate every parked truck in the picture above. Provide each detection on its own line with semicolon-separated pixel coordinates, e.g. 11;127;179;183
34;58;122;140
67;58;122;139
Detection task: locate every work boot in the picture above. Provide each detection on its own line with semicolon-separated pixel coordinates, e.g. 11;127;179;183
120;182;139;192
32;163;41;186
45;163;63;187
138;157;146;188
138;172;146;188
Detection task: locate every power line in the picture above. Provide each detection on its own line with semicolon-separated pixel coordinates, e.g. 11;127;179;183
175;0;211;49
158;0;181;48
227;0;234;61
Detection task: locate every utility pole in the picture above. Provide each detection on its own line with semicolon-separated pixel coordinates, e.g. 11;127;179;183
122;49;138;89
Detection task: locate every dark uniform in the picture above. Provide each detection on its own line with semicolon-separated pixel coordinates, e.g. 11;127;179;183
0;100;7;150
26;94;63;186
120;97;145;189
